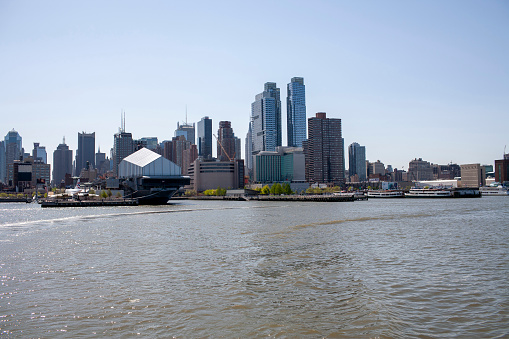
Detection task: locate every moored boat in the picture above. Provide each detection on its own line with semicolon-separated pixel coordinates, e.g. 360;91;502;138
367;190;404;198
479;185;509;196
405;188;453;198
405;187;481;198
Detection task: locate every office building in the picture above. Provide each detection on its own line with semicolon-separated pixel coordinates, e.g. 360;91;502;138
0;141;5;184
407;158;434;181
370;160;385;176
251;82;282;154
188;158;244;192
348;142;366;182
217;121;236;161
52;139;73;186
76;132;95;176
113;131;134;177
32;143;47;163
197;116;212;158
245;124;253;172
139;137;159;150
7;157;50;191
304;113;344;184
460;163;485;187
432;163;461;180
495;156;509;183
234;137;241;160
287;77;306;147
175;122;195;144
253;146;305;183
182;144;198;175
4;130;23;183
95;148;107;176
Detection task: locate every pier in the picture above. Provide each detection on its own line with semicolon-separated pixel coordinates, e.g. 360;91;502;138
40;199;139;208
186;194;365;202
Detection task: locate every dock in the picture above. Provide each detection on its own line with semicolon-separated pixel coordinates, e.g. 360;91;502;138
40;199;139;208
187;194;364;202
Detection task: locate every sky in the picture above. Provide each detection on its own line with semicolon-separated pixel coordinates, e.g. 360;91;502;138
1;0;508;170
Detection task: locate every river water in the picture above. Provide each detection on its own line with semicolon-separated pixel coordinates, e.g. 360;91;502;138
0;198;508;338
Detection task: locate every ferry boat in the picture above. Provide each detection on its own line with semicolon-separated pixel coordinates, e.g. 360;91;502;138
405;188;453;198
479;185;509;196
405;187;481;198
367;190;404;198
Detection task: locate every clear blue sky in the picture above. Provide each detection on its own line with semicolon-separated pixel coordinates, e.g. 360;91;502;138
1;0;508;170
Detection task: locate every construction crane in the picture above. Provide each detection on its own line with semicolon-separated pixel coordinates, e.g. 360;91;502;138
213;134;233;161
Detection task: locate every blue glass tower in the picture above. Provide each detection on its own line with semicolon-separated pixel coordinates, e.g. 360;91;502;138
251;82;282;154
348;142;366;181
287;77;306;147
197;116;212;158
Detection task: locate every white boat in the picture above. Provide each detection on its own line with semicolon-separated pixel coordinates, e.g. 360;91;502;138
479;186;509;196
367;190;404;198
405;188;453;198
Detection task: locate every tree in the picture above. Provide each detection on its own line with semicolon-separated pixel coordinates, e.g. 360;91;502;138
260;185;270;195
216;187;227;196
282;183;293;195
273;183;283;195
100;190;108;199
107;189;112;198
89;189;96;195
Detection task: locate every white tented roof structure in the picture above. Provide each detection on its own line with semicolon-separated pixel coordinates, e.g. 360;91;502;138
118;148;181;178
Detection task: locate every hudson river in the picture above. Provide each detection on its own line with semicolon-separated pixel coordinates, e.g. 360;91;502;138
1;198;508;338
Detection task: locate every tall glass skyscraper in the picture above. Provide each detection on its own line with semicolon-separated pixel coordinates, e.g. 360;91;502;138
251;82;282;154
76;132;95;176
287;77;306;147
245;124;252;171
53;139;73;186
3;130;23;184
197;116;212;158
348;142;366;181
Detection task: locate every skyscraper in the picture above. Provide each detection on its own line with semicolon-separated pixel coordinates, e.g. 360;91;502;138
251;82;282;154
245;124;253;171
348;142;366;181
217;121;236;161
76;132;95;176
234;136;241;160
32;142;47;163
0;141;5;184
113;131;134;177
95;148;107;175
197;116;212;158
175;122;195;144
304;112;344;184
53;139;73;186
4;129;23;166
287;77;306;147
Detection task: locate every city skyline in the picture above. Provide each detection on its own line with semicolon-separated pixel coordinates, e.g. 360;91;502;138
1;1;508;170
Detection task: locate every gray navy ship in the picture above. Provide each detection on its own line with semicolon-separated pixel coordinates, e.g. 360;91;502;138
118;148;190;204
